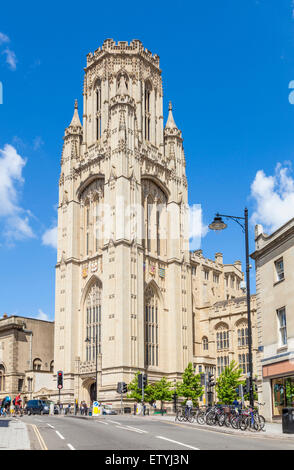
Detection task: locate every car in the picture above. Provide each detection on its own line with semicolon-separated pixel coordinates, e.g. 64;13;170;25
25;400;50;415
102;405;117;415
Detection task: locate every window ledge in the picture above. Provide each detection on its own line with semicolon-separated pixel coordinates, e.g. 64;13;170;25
273;278;285;287
277;346;288;354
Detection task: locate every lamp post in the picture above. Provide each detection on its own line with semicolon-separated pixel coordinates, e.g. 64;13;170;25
85;336;98;402
209;208;254;407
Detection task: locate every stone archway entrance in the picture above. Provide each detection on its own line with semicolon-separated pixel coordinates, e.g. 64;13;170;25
90;382;97;403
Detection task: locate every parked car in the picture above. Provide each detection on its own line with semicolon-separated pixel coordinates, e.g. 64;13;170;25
102;405;117;415
25;400;50;415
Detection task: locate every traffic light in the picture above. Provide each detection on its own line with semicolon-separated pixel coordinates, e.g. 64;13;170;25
57;371;63;389
207;372;215;387
143;374;147;388
138;373;147;389
200;373;205;386
117;382;128;394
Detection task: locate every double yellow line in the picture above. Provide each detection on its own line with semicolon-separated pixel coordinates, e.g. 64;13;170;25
30;424;48;450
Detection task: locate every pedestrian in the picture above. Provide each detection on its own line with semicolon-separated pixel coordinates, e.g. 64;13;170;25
232;398;240;414
83;402;88;416
185;397;193;418
14;394;22;415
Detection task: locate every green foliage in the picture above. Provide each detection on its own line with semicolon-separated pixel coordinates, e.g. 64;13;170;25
215;360;243;404
176;362;203;406
150;377;173;409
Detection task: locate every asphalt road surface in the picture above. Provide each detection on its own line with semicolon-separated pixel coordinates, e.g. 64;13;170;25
19;414;294;451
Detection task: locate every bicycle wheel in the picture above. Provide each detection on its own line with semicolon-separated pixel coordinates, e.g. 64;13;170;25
230;415;241;429
255;414;265;430
197;411;205;425
217;412;225;427
239;416;249;431
206;412;216;426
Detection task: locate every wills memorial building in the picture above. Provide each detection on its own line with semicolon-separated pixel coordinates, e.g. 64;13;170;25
54;40;250;405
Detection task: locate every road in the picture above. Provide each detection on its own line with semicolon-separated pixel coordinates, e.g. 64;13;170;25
18;414;294;450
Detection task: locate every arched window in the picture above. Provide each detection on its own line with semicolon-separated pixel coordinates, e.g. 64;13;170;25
238;353;249;374
237;327;248;347
202;336;208;351
217;356;229;376
33;358;42;371
142;179;167;256
145;286;159;367
79;179;104;257
216;324;230;351
85;281;102;361
50;360;54;372
144;81;152;141
95;79;102;140
0;364;5;391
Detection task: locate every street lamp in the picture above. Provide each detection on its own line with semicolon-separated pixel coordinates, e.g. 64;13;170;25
209;208;254;408
85;335;98;403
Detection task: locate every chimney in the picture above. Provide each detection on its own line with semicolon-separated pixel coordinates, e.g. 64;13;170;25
215;253;223;264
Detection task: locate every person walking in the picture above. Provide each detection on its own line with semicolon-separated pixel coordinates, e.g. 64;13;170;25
83;402;88;416
14;394;22;415
185;398;193;418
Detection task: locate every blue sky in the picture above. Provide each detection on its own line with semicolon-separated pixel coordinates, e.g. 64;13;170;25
1;0;294;320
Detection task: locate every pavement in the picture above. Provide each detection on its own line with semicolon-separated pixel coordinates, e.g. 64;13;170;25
0;412;293;450
0;417;30;450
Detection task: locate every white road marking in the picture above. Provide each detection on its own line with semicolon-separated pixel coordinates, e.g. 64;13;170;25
156;435;199;450
96;420;109;425
55;430;65;440
67;443;75;450
108;420;121;425
46;423;55;429
116;425;145;434
124;425;148;433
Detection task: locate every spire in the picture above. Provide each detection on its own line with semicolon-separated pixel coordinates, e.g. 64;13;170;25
165;101;178;130
69;99;82;128
164;101;182;140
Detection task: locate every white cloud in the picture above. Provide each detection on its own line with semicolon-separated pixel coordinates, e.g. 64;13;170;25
33;136;44;151
0;32;17;70
189;204;209;250
0;144;35;242
2;48;17;70
42;225;57;249
0;32;9;45
250;163;294;233
36;309;49;321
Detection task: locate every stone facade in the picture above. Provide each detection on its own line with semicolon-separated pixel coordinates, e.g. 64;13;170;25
0;315;54;403
53;39;257;406
251;219;294;421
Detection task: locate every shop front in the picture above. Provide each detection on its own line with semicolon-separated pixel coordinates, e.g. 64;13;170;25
272;376;294;417
263;359;294;420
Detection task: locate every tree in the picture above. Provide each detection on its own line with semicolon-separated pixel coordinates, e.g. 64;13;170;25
151;378;173;413
215;360;243;404
176;362;203;406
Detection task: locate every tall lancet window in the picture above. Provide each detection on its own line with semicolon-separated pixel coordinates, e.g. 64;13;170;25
85;281;102;361
95;80;102;140
144;81;151;141
145;286;159;367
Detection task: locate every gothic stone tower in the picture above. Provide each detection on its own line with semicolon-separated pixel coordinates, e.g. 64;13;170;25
54;39;192;404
